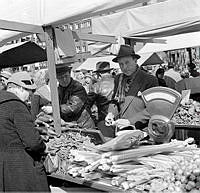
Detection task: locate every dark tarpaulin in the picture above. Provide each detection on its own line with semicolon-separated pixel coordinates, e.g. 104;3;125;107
0;41;47;68
141;53;164;66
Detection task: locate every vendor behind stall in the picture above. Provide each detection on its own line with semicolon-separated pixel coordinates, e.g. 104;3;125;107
42;63;95;130
102;45;158;137
0;71;49;192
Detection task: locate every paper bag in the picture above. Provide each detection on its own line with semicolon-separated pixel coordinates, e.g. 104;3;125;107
44;154;59;174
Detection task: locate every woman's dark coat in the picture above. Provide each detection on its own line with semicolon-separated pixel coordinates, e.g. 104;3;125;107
0;90;49;192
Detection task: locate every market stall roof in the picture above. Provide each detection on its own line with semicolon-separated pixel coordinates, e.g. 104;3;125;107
0;0;153;135
137;52;163;66
75;52;163;71
0;0;149;45
92;0;200;38
138;32;200;54
0;41;47;68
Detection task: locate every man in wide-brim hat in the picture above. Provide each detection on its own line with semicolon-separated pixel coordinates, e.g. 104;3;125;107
94;61;113;73
42;62;95;130
112;45;141;63
101;44;159;137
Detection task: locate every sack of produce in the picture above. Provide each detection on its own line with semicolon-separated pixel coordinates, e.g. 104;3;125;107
96;130;144;152
43;154;59;174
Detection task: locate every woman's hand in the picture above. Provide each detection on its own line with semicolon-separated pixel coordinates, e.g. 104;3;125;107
41;106;53;114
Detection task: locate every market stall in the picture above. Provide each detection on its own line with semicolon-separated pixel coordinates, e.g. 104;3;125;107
1;1;200;192
39;87;200;192
172;98;200;145
44;127;200;192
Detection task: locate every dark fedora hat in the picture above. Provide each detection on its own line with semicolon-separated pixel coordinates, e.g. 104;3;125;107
94;61;113;73
112;44;140;63
56;62;72;76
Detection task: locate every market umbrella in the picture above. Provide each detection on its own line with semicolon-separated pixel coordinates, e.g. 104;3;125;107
0;41;47;68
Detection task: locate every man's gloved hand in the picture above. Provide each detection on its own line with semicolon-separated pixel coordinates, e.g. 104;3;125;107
105;112;115;126
114;119;131;130
41;106;53;114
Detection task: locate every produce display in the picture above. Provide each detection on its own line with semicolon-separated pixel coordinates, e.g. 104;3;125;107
43;111;200;192
65;136;200;193
44;132;96;175
172;99;200;125
111;148;200;192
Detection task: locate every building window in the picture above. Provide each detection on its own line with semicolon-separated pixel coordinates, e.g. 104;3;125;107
85;20;91;27
82;45;87;52
80;23;84;28
21;37;26;42
76;46;81;53
25;36;31;41
80;20;91;28
69;25;73;30
74;23;79;30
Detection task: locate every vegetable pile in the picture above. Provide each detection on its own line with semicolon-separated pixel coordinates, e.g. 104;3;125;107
45;132;95;175
172;99;200;125
67;137;200;192
44;128;200;192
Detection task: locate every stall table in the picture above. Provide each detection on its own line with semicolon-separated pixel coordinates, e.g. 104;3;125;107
175;124;200;145
48;173;127;192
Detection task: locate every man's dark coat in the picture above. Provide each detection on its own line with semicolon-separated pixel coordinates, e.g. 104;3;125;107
58;78;95;129
111;68;159;125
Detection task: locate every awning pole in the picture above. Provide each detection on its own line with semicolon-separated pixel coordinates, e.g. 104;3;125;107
44;26;61;135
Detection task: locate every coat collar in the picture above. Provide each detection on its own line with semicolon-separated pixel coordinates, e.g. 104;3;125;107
0;90;26;106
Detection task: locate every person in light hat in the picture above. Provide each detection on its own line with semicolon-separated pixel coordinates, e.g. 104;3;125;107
0;71;49;192
42;62;95;130
0;70;12;90
87;61;115;124
7;71;36;102
102;45;158;137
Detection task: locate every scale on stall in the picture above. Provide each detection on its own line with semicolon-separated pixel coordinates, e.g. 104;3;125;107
141;86;182;143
